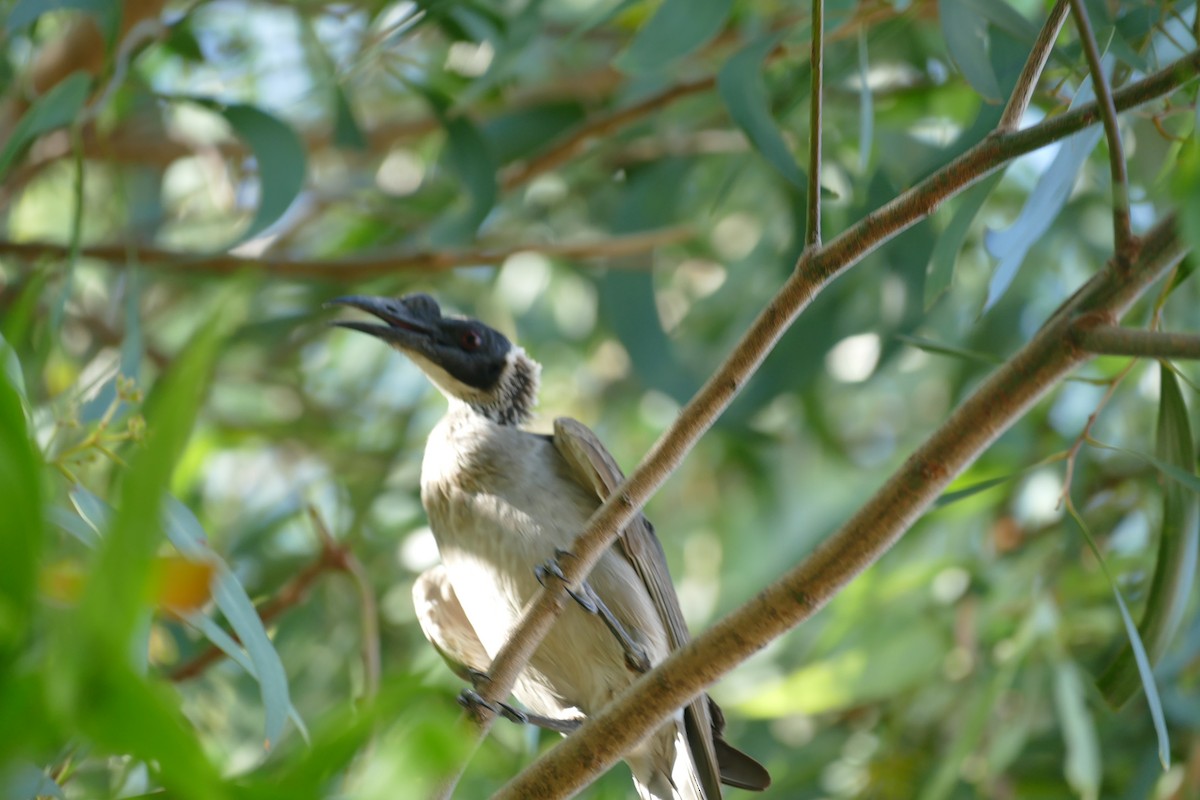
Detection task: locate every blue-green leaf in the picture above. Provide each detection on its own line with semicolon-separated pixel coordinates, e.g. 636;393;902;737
616;0;733;75
0;71;92;181
926;171;1003;308
47;505;101;548
430;114;497;245
216;104;307;244
1097;365;1199;707
1053;661;1101;800
718;36;807;190
939;0;1001;101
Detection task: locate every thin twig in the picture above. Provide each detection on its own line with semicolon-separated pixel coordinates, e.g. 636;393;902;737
1069;0;1133;256
806;0;824;249
998;0;1070;132
1058;358;1137;508
435;47;1200;800
0;226;694;280
1077;326;1200;360
493;218;1186;799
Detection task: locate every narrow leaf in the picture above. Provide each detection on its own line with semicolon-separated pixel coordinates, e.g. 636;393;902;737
430;113;497;245
1053;661;1101;800
857;27;873;174
0;71;91;181
1097;365;1199;706
216;104;307;244
0;366;43;662
926;172;1003;307
616;0;733;75
718;35;807;190
939;0;1001;101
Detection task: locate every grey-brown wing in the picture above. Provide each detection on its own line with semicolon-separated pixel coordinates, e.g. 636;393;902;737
412;564;491;683
552;418;770;793
552;417;724;797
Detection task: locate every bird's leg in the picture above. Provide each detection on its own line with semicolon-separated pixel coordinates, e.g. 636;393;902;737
457;688;582;735
535;548;652;673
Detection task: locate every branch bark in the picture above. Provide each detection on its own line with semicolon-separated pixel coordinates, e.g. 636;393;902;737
434;45;1200;799
494;216;1186;800
1076;325;1200;360
0;226;693;279
1069;0;1133;255
998;0;1070;132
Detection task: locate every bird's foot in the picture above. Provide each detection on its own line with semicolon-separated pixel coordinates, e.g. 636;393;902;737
458;689;582;734
533;550;651;674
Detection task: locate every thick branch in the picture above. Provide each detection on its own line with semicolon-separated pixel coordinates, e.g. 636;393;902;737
1076;325;1200;359
495;218;1186;799
998;0;1070;132
1069;0;1133;255
0;226;692;279
444;47;1200;797
806;0;824;248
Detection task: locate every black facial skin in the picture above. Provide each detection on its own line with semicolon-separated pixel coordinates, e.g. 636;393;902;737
328;293;512;393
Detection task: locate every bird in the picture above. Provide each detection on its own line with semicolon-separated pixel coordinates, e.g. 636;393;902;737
331;292;769;799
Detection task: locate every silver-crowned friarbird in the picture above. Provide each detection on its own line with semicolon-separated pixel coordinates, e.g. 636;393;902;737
330;293;768;799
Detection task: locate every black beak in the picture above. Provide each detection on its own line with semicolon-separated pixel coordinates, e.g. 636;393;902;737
326;294;442;347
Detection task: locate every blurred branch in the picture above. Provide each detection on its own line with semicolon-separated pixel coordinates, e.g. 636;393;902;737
1069;0;1133;256
998;0;1069;132
441;46;1200;798
0;226;693;279
805;0;825;249
1077;326;1200;359
495;217;1187;799
168;534;353;682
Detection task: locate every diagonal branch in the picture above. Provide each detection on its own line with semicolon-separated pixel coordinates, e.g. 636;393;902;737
1069;0;1133;256
806;0;825;249
1076;325;1200;359
494;217;1186;798
0;226;693;280
998;0;1070;132
435;46;1200;798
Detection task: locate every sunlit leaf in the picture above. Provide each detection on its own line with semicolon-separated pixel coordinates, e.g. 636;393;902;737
0;71;91;181
47;505;101;547
718;35;807;190
939;0;1001;101
983;73;1105;311
1097;365;1199;707
616;0;732;75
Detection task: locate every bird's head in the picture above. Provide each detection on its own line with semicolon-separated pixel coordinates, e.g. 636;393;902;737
329;293;540;425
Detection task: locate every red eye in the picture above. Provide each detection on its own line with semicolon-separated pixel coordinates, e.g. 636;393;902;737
460;330;482;351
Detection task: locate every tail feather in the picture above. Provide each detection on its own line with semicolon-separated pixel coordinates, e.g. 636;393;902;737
627;721;713;800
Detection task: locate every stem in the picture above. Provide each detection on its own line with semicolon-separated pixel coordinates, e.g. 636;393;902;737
998;0;1070;132
1077;326;1200;359
494;218;1185;799
1069;0;1133;256
806;0;824;248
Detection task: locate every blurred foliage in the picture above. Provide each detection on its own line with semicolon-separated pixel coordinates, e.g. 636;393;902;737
1;0;1199;798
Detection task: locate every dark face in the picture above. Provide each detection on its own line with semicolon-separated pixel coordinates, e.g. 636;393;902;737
328;293;512;392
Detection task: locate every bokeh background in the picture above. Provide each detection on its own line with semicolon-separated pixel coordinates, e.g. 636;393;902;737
2;0;1200;797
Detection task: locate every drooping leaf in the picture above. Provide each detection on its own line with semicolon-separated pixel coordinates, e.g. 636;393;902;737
926;172;1003;307
718;35;807;190
0;363;43;664
1097;365;1199;707
213;104;308;244
0;71;92;181
939;0;1002;101
1053;660;1101;800
616;0;733;75
983;73;1106;311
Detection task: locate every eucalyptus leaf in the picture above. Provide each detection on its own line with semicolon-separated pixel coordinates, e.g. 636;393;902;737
616;0;733;75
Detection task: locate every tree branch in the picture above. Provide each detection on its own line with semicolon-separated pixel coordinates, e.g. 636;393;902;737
0;226;693;280
1069;0;1133;256
806;0;824;249
998;0;1070;132
1076;325;1200;359
494;217;1187;799
433;46;1200;798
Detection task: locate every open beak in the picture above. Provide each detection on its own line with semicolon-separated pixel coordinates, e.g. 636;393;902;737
327;294;440;347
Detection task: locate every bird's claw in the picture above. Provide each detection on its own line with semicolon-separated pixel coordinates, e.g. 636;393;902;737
458;688;500;719
624;645;651;674
534;551;598;613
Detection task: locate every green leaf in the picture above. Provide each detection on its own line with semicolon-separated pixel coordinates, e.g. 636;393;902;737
935;454;1065;508
0;333;26;402
1067;505;1170;768
482;101;586;165
1097;365;1199;707
939;0;1001;101
894;333;1002;365
165;498;297;748
856;27;873;175
616;0;733;75
718;35;807;190
6;0;121;43
216;104;308;244
0;71;91;181
925;172;1002;308
332;83;368;151
0;361;43;665
1172;138;1200;261
1053;660;1101;800
430;113;497;245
